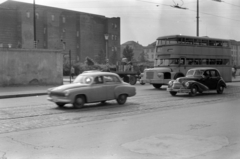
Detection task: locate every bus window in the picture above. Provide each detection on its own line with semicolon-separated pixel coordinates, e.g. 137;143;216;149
202;59;206;65
223;59;230;65
210;59;216;65
186;58;193;65
180;58;185;65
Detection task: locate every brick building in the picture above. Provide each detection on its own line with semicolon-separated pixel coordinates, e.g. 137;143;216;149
0;0;120;63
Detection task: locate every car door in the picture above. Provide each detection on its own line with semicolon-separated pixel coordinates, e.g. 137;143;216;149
103;75;121;100
88;76;106;102
208;70;220;89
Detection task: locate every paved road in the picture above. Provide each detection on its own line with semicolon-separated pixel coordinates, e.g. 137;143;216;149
1;84;240;134
0;83;240;159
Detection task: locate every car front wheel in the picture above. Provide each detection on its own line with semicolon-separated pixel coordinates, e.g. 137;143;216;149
56;102;65;108
217;84;224;94
189;85;198;97
116;94;127;105
73;95;85;109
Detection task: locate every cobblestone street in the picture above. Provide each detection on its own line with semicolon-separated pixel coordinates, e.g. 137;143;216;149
1;84;240;134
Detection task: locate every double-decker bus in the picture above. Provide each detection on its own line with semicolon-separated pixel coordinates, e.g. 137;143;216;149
141;35;232;89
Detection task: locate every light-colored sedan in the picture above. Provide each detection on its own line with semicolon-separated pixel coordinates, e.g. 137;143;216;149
47;72;136;108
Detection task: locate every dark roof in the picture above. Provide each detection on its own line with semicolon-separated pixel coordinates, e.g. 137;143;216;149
157;35;230;42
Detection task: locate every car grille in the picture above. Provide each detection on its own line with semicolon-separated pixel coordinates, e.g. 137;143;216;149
146;72;154;79
172;83;181;89
50;91;65;97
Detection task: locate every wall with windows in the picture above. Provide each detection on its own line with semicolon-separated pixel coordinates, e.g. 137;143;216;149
0;1;121;63
0;8;18;48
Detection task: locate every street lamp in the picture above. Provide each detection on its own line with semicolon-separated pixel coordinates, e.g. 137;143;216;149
104;34;109;63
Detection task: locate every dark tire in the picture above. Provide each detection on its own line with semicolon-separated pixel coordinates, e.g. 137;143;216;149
129;75;137;85
101;101;106;104
153;84;162;89
174;73;184;80
123;76;129;83
217;84;224;94
189;85;198;97
56;103;65;108
140;82;145;85
116;94;127;105
73;95;85;109
170;91;177;96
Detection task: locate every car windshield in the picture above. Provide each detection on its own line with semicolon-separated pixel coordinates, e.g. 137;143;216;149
186;70;204;77
73;75;93;84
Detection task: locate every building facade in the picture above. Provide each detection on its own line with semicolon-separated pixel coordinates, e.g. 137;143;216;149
0;0;120;63
229;40;240;67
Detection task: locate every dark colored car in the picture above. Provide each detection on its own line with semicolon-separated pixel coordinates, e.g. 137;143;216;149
167;67;227;97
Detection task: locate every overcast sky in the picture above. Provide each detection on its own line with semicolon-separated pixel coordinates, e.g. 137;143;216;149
1;0;240;46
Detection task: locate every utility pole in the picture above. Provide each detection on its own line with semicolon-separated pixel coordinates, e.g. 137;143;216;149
196;0;199;36
33;0;37;48
69;50;72;83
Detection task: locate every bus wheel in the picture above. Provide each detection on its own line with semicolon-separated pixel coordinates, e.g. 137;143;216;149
153;84;162;89
174;73;184;80
170;91;177;96
129;75;137;85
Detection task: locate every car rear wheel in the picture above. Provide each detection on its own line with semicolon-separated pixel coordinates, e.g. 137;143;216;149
73;95;85;109
116;94;127;105
217;84;224;94
170;91;177;96
56;102;65;108
189;85;198;97
153;84;162;89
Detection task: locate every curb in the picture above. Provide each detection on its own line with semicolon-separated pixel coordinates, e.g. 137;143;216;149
0;93;47;99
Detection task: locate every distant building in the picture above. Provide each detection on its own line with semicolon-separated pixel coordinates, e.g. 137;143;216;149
229;40;240;67
143;42;155;62
0;0;120;63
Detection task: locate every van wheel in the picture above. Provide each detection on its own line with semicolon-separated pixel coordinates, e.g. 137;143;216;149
116;94;127;105
153;84;162;89
129;75;137;85
170;91;177;96
73;95;85;109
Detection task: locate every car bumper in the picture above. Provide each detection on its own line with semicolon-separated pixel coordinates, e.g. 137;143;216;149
167;88;191;93
141;79;168;84
47;96;71;103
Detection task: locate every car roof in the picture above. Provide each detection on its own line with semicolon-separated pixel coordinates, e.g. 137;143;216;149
188;67;219;71
81;71;119;76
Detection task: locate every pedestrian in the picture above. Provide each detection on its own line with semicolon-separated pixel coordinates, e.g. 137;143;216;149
232;67;236;79
71;66;75;79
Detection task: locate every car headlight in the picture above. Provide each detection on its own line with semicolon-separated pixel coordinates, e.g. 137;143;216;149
184;82;189;87
64;90;70;96
168;80;174;86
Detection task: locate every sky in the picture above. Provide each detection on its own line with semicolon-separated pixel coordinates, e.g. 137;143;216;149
1;0;240;46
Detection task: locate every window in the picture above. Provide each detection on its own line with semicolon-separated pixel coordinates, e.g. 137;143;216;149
77;31;79;37
112;35;114;40
94;76;103;84
43;28;46;34
51;15;55;21
26;11;30;18
36;13;39;19
104;75;120;83
62;17;66;23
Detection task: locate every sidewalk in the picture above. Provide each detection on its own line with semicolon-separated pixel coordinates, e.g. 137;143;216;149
0;76;240;99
